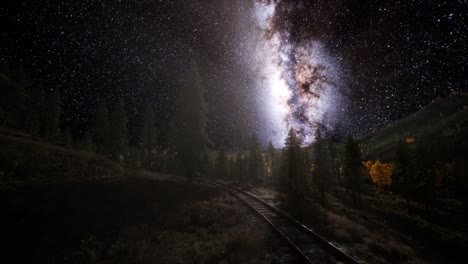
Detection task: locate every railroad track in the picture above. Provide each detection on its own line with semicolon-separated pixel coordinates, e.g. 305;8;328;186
206;180;360;264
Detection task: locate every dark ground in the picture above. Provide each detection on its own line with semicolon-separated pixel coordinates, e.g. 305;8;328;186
1;178;302;263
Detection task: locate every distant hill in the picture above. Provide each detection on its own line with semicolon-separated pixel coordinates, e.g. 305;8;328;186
360;93;468;160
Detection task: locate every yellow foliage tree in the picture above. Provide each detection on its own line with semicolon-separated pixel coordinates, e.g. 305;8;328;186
370;160;394;188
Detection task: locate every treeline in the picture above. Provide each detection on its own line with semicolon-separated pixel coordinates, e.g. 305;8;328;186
0;62;213;182
208;126;467;215
364;139;468;213
2;62;465;211
1;64;62;142
206;127;366;207
0;63;132;155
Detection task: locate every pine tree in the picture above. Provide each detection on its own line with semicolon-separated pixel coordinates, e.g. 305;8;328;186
267;140;276;177
168;63;211;182
342;135;363;207
11;64;27;129
234;121;245;152
25;85;45;137
43;88;61;142
93;101;111;155
312;128;331;205
109;99;128;160
235;152;245;183
0;63;26;127
328;141;340;196
282;128;307;199
248;133;261;181
267;141;275;161
141;103;157;169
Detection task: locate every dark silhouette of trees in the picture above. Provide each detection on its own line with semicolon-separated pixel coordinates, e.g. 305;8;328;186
267;140;279;179
328;141;341;196
109;99;128;160
1;64;27;128
43;88;62;142
281;128;308;199
235;152;245;183
232;122;246;183
141;104;157;169
342;135;362;207
312;128;331;205
168;63;211;182
25;85;45;137
248;133;262;182
93;101;111;155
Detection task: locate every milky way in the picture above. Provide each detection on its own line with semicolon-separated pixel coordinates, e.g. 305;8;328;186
1;0;466;148
251;1;345;146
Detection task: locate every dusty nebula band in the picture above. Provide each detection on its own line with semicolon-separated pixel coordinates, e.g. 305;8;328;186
252;0;345;146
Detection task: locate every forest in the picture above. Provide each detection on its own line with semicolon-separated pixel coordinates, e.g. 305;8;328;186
1;61;467;263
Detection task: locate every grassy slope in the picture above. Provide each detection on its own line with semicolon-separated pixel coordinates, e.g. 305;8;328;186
0;128;125;185
0;129;289;263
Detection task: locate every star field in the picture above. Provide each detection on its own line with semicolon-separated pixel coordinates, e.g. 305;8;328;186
1;0;466;146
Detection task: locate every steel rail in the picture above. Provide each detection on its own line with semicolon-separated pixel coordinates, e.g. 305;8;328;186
205;180;360;264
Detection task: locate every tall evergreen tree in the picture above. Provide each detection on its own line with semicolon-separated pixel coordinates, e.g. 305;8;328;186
11;64;27;129
235;152;245;183
24;85;45;137
312;128;331;205
141;103;157;168
267;140;276;178
342;135;363;207
43;88;61;142
169;63;211;182
93;101;111;155
328;141;340;196
233;121;245;152
109;99;128;160
0;64;27;128
282;128;307;199
248;133;262;181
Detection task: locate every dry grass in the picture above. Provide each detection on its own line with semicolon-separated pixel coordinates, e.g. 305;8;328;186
67;193;272;264
247;185;462;263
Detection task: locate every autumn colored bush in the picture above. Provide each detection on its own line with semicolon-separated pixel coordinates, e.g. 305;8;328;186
366;160;394;188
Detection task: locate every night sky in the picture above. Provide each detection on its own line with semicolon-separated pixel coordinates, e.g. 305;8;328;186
1;0;466;147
